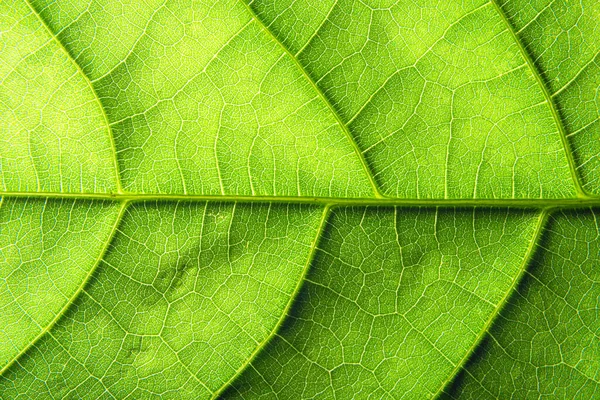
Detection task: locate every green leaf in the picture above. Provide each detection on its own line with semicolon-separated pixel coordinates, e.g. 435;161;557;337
0;0;598;398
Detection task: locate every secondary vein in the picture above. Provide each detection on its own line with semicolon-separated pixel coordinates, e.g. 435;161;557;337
23;0;124;194
433;209;549;399
241;0;384;199
490;0;589;199
0;201;129;376
211;205;332;398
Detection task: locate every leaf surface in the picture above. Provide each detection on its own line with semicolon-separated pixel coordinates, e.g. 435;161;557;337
1;0;599;398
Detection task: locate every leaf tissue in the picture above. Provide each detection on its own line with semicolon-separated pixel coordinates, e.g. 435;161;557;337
1;0;599;398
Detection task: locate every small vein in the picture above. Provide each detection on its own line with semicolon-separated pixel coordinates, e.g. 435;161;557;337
294;0;339;57
552;50;600;98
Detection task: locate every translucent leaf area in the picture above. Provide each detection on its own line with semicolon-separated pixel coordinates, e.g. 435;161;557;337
1;0;599;398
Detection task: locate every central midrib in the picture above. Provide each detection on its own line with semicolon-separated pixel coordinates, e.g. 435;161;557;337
2;191;600;209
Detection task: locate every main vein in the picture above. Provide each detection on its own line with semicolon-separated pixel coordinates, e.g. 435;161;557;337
490;0;588;199
2;191;600;209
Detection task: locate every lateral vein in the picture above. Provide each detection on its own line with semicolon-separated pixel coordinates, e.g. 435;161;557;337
211;205;332;398
23;0;124;194
0;201;129;376
241;1;384;199
490;0;588;199
433;210;549;399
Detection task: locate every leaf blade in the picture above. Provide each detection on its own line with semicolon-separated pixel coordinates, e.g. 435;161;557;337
445;209;600;398
224;207;545;398
0;202;328;397
1;0;599;398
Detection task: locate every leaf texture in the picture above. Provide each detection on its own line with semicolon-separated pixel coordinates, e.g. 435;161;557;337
0;0;599;398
